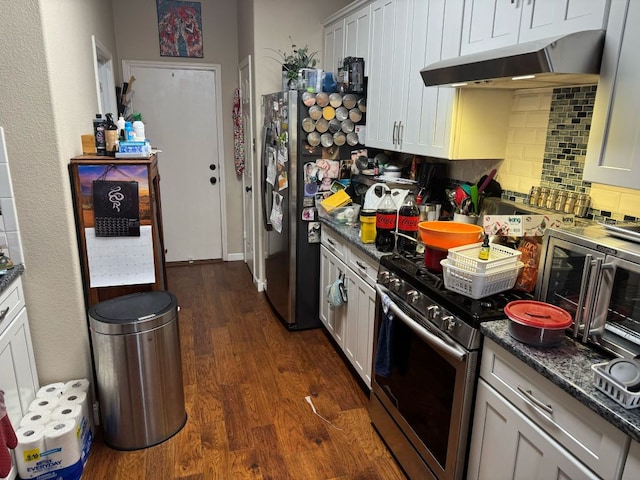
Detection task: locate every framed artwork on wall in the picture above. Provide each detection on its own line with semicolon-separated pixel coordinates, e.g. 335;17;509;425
156;0;203;58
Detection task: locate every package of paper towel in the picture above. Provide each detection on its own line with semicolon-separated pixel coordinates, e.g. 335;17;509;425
14;379;93;480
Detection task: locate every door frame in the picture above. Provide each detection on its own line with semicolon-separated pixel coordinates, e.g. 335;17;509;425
121;60;229;261
239;55;264;289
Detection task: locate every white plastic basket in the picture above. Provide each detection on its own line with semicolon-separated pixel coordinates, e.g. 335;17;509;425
447;242;522;273
592;362;640;409
440;259;523;299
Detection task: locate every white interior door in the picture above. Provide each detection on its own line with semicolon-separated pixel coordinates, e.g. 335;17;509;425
123;61;225;262
239;56;257;282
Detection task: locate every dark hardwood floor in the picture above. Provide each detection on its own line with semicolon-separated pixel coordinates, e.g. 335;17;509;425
81;261;406;479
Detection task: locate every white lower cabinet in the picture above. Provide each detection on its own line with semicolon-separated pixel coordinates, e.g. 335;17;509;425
469;380;601;480
622;440;640;480
468;339;628;480
0;277;39;480
320;228;376;388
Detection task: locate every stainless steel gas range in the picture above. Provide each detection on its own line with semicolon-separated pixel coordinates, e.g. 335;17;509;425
370;253;532;480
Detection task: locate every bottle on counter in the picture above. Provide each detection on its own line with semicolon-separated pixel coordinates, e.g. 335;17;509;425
116;115;126;141
359;209;377;244
93;114;107;156
375;189;397;252
397;192;420;255
104;113;118;156
478;235;491;260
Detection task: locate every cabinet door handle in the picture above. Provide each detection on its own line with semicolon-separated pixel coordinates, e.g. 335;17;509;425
398;121;404;148
0;306;10;323
355;261;367;271
392;121;398;145
517;385;553;415
326;238;336;247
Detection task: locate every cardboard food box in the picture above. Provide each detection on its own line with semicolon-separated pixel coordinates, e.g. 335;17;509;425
483;214;575;237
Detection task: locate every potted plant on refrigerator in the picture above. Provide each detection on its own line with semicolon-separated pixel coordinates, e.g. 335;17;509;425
268;37;319;90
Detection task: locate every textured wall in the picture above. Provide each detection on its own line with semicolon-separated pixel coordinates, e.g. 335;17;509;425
0;0;117;384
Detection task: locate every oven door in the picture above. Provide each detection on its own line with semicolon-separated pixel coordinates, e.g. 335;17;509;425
588;255;640;358
370;284;478;480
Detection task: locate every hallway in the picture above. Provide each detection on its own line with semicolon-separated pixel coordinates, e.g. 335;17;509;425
81;261;406;479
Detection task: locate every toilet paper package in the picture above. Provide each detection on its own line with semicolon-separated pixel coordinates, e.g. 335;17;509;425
36;383;65;399
14;420;83;480
58;391;93;466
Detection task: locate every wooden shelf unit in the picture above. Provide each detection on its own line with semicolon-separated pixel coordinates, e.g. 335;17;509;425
69;154;167;309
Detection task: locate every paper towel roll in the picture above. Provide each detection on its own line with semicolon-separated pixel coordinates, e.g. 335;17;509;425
60;390;92;433
63;379;90;394
28;397;59;412
51;404;82;430
15;425;46;479
36;383;65;398
44;421;81;469
19;409;52;428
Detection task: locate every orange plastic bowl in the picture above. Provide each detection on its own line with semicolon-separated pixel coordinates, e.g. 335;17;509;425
418;221;484;250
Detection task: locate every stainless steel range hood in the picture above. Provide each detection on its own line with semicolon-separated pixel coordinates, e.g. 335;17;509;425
421;30;605;89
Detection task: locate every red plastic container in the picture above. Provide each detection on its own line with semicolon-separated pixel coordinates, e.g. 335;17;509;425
505;300;572;347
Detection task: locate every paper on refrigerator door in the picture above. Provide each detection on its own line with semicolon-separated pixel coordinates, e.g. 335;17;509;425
270;192;283;233
266;146;277;186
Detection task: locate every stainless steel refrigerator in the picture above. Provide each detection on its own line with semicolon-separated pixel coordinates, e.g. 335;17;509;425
261;90;321;330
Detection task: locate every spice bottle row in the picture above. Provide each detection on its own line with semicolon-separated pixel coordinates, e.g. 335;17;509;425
528;187;591;217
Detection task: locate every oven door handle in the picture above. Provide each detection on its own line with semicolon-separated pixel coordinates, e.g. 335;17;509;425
376;284;467;362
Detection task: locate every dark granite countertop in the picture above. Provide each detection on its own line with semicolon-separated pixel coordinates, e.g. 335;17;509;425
319;217;385;263
0;264;24;295
482;319;640;442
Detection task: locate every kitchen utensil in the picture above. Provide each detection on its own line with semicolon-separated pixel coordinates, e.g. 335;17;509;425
346;132;359;146
383;165;402;178
478;169;497;193
302;91;316;107
342;94;357;109
328;118;341;133
470;185;479;214
441;259;523;299
333;131;346;146
454;186;468;206
357;97;367;112
418;221;483;250
505;300;572;347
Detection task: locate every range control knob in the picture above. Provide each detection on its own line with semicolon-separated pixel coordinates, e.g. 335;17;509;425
389;278;403;291
427;305;440;321
406;290;420;305
378;271;390;284
442;316;457;331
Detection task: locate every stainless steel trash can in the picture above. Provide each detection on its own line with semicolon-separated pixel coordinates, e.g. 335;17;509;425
89;290;186;450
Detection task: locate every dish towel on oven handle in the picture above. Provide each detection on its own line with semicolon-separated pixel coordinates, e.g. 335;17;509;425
374;294;395;377
0;389;18;477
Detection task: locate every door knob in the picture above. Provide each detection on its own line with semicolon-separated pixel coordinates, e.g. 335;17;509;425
209;164;217;171
210;177;217;185
245;186;252;192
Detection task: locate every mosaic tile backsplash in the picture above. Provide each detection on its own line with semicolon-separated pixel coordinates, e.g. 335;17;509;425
499;85;638;224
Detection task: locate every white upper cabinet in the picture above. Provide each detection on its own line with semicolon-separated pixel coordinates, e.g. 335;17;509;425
344;4;372;76
367;0;513;159
366;0;413;150
461;0;610;55
323;20;345;77
519;0;611;43
584;0;640;188
323;1;372;77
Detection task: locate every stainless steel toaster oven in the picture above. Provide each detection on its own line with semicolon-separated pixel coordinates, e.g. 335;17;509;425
536;223;640;358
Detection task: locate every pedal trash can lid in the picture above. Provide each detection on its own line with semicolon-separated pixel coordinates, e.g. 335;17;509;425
89;291;178;335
